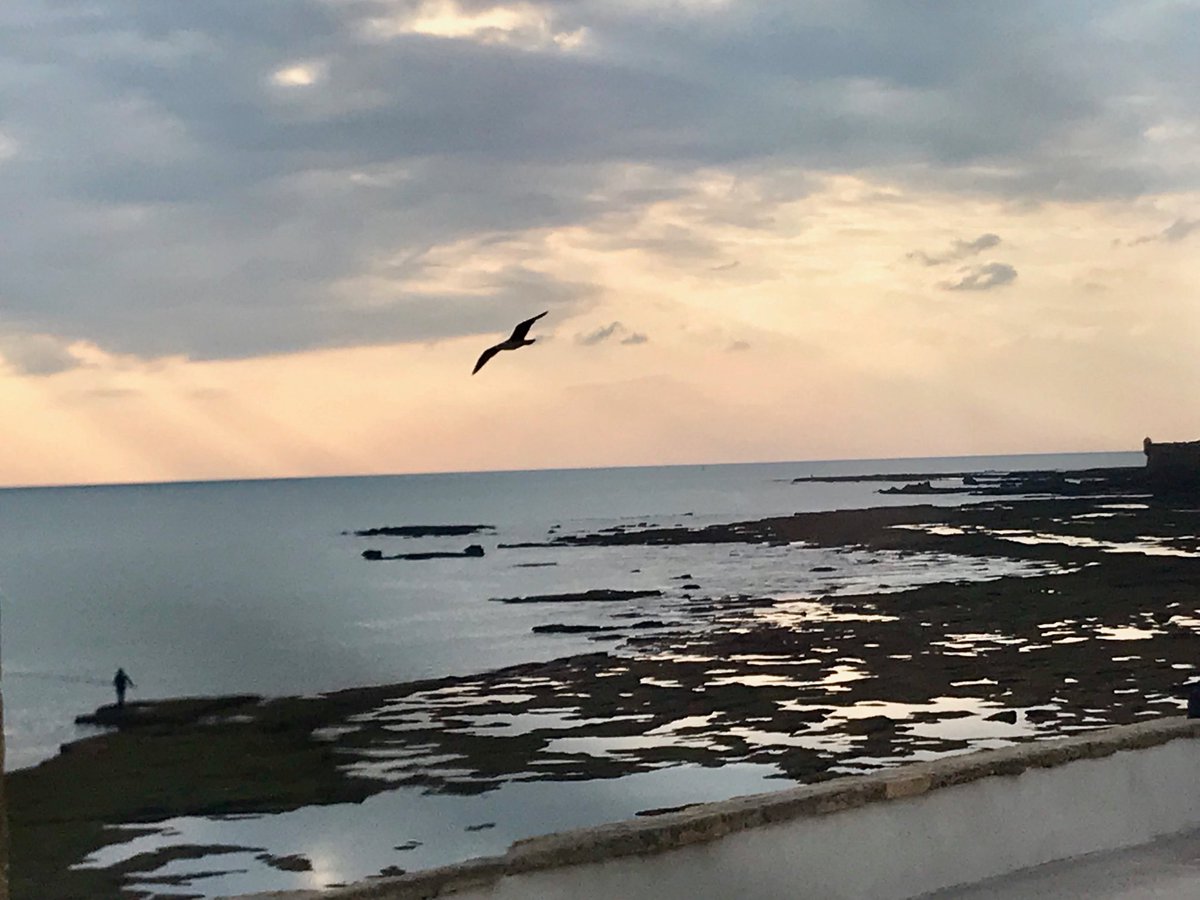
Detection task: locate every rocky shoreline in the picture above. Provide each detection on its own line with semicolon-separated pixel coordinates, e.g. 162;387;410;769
10;466;1200;897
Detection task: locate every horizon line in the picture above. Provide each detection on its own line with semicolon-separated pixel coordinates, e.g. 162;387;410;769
0;447;1144;493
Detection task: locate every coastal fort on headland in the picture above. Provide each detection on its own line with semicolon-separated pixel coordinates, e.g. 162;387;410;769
1143;437;1200;493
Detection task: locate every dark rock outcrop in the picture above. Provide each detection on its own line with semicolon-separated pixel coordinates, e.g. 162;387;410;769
532;624;622;635
353;525;493;538
880;480;962;495
491;589;663;605
362;544;485;561
74;695;261;730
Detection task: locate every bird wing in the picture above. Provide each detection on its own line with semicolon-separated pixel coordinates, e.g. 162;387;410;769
508;310;548;342
472;343;503;375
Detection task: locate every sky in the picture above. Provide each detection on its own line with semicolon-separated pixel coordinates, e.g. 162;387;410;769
0;0;1198;486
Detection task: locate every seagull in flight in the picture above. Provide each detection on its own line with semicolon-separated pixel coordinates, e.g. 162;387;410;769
472;311;548;375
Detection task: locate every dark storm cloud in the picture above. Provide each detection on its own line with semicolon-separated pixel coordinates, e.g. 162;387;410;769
908;233;1001;266
940;262;1018;292
0;1;1198;361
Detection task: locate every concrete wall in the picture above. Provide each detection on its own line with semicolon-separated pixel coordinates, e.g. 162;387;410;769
250;718;1200;900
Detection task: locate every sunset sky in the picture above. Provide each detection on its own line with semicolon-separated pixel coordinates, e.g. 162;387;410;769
1;1;1198;486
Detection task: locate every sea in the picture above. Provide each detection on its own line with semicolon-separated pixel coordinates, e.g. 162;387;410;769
0;451;1142;895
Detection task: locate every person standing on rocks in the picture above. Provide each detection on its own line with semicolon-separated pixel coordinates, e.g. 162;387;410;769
113;668;135;709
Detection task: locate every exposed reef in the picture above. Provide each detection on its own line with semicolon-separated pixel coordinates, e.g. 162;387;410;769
879;480;963;495
489;588;664;604
352;525;494;538
362;544;485;561
74;695;261;729
793;466;1150;497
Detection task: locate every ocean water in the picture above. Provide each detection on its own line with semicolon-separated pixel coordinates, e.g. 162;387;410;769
0;451;1138;770
0;451;1142;894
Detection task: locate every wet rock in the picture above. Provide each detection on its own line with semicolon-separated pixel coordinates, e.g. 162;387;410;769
532;624;622;635
353;525;493;538
491;589;663;604
257;852;313;872
362;544;485;561
74;696;261;729
844;715;898;735
986;710;1019;723
1025;709;1062;722
880;480;963;495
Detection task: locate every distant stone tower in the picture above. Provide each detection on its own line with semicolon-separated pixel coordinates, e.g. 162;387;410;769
1143;436;1200;494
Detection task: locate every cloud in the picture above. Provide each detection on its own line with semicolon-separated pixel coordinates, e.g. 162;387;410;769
577;322;622;345
1128;217;1200;245
271;61;327;88
577;321;648;346
908;233;1001;266
940;262;1018;292
364;0;589;52
82;387;141;400
0;332;84;376
0;1;1198;362
1163;218;1200;242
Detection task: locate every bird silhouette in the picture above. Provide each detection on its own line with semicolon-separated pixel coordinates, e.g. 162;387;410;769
472;311;548;374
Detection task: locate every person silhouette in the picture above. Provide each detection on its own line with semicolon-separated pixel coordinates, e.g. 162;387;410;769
113;668;135;709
